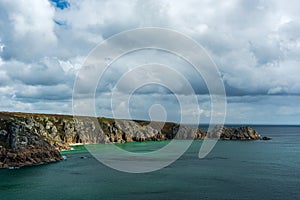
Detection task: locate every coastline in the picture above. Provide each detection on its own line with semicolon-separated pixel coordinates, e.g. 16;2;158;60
0;111;270;169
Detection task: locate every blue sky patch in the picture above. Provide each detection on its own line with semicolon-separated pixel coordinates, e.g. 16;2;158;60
50;0;70;10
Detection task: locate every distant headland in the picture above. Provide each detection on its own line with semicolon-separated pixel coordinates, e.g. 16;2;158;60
0;111;270;169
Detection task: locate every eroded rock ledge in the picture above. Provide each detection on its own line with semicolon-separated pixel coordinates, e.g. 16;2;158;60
0;117;63;169
0;112;268;168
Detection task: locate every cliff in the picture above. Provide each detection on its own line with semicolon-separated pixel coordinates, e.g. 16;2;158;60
0;114;63;169
0;111;265;168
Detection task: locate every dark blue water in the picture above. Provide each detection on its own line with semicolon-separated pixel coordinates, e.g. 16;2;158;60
0;126;299;200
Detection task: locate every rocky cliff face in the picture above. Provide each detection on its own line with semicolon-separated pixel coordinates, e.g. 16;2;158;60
0;115;63;169
0;112;264;168
214;125;261;140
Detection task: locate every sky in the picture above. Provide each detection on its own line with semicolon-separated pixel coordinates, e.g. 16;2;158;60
0;0;300;124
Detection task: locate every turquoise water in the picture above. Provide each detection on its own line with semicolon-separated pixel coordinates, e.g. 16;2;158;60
0;126;299;200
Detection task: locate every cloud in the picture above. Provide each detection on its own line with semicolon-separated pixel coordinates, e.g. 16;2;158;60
225;95;300;124
2;59;71;86
0;0;57;61
0;0;299;123
14;84;72;101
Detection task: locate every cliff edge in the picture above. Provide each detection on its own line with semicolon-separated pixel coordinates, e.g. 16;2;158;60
0;112;267;169
0;114;63;169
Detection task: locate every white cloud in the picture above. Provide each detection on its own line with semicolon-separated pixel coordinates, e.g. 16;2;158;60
0;0;300;123
0;0;57;61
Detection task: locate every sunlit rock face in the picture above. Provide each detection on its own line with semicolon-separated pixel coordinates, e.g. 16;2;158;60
0;112;264;169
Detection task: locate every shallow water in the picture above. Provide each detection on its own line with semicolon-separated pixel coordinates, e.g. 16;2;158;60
0;125;299;200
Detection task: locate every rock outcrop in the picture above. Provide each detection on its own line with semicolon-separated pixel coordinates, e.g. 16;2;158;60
216;125;261;140
261;136;271;140
0;112;267;169
0;116;63;169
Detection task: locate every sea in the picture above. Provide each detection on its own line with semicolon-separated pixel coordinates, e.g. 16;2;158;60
0;125;299;200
